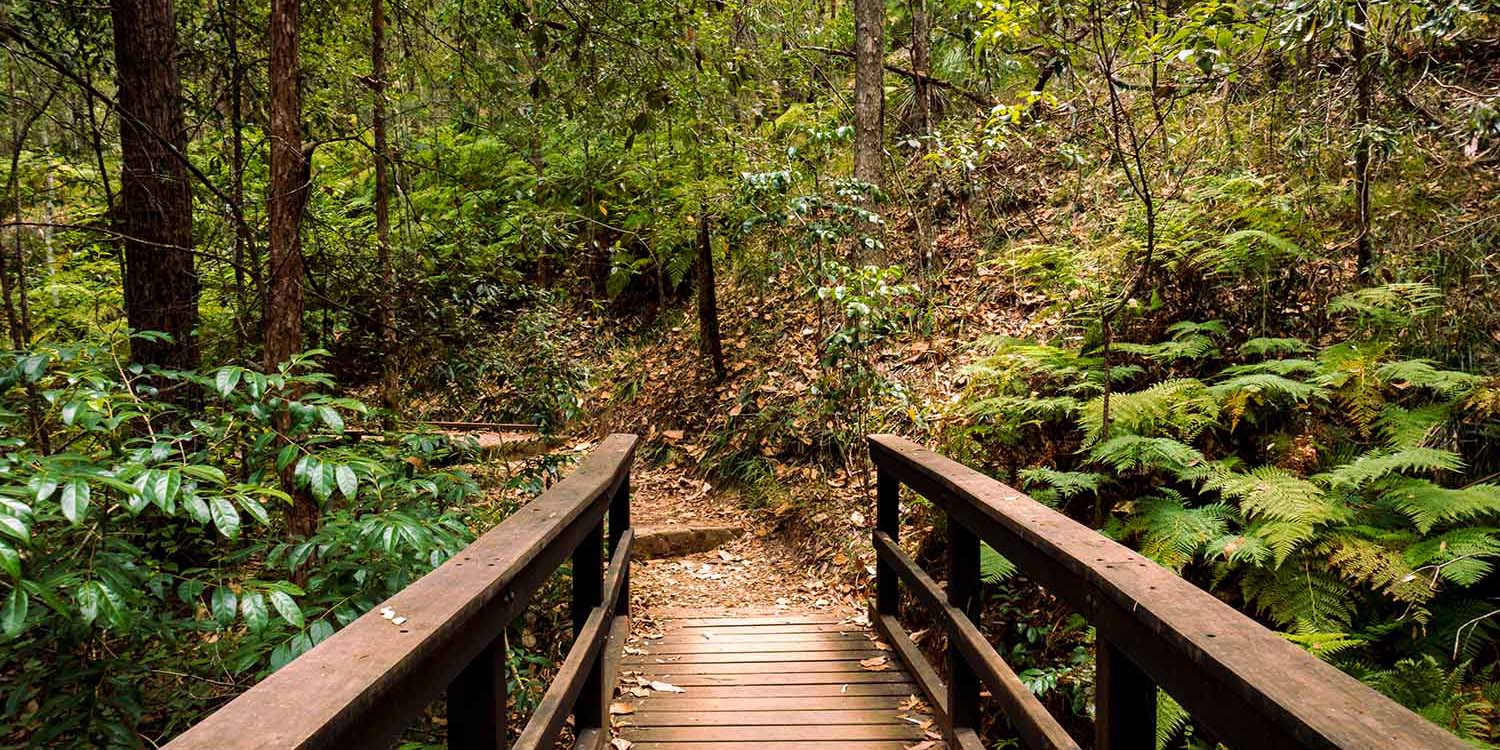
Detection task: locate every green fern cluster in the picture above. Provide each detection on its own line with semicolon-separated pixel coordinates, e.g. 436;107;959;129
950;284;1500;742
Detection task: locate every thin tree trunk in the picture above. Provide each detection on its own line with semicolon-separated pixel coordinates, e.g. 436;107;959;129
852;0;884;191
696;213;725;381
110;0;201;375
1351;0;1373;277
266;0;317;539
222;0;258;355
370;0;399;421
909;0;932;143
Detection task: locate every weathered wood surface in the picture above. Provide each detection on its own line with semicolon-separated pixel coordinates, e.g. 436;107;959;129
869;433;1470;750
617;612;943;750
163;434;638;750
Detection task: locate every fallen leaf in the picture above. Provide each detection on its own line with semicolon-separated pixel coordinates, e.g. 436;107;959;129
609;702;635;715
649;681;685;693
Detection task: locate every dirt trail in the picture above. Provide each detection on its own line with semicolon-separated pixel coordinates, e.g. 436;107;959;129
625;460;863;621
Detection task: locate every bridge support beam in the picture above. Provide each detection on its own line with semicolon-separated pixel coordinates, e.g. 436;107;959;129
1095;637;1156;750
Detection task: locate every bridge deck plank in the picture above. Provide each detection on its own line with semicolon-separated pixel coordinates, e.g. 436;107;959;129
615;611;943;749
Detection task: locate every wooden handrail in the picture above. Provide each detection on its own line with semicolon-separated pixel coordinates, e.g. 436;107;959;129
868;433;1468;750
165;434;638;750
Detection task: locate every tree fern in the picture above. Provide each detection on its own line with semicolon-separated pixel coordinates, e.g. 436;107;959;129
1154;690;1190;750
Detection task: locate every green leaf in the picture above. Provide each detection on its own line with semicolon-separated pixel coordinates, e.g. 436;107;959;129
19;353;49;383
238;496;269;526
184;494;211;524
181;465;228;485
32;477;58;504
335;464;358;500
215;366;242;397
3;587;28;636
0;542;18;579
77;582;101;624
61;479;90;524
317;406;344;433
211;586;238;626
277;444;299;472
153;470;182;512
269;590;304;628
310;462;335;504
241;591;269;632
210;497;241;539
0;515;29;544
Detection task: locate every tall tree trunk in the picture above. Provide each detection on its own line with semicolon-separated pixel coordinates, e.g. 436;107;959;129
909;0;932;143
110;0;200;374
266;0;317;539
1351;0;1373;277
221;0;258;355
370;0;399;421
852;0;884;190
696;213;725;381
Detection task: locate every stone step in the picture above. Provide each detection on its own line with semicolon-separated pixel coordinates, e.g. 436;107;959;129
633;524;742;559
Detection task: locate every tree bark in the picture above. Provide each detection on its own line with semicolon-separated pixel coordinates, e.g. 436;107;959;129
696;213;725;381
1351;0;1373;277
852;0;884;190
909;0;932;143
110;0;200;373
266;0;317;540
370;0;399;421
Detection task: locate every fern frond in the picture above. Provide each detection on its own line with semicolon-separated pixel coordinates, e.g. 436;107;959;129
1080;378;1219;443
1318;447;1465;490
1320;532;1430;604
1240;562;1358;633
1376;359;1484;398
1220;358;1320;378
1382;479;1500;534
1089;435;1207;476
1282;631;1369;662
1238;337;1313;358
1121;493;1233;571
1019;468;1107;500
1329;282;1443;328
1204;467;1344;561
1208;532;1273;566
1208;372;1325;404
980;542;1017;584
1405;527;1500;587
1377;404;1450;451
1155;691;1190;750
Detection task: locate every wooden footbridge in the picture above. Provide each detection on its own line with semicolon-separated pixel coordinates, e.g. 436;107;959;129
166;434;1469;750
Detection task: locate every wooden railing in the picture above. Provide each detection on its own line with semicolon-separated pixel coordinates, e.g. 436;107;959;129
868;434;1469;750
165;434;638;750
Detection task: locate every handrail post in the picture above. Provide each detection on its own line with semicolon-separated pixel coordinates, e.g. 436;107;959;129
947;516;980;733
875;462;899;617
572;517;606;740
1096;638;1156;750
448;635;507;750
608;473;631;616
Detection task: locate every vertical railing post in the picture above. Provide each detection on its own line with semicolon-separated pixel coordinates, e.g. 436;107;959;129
608;473;630;616
947;516;980;732
448;635;507;750
875;462;899;617
1096;637;1156;750
571;517;606;737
